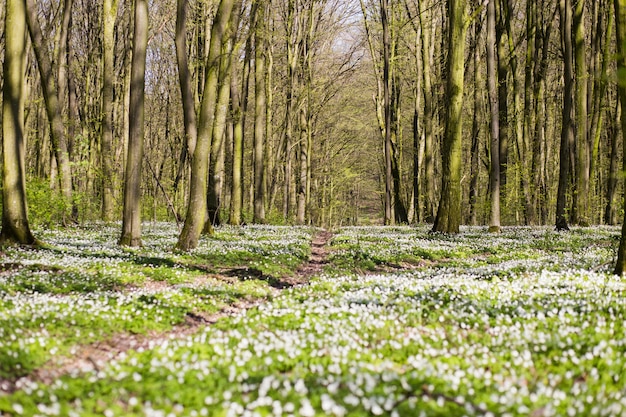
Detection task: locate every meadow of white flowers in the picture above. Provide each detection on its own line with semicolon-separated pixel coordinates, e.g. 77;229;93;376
0;224;624;416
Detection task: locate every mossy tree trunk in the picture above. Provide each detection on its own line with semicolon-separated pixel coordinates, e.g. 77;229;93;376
1;0;36;245
254;0;267;224
119;0;148;247
487;0;501;233
613;0;626;275
101;0;120;222
556;0;574;231
431;0;466;234
176;0;236;250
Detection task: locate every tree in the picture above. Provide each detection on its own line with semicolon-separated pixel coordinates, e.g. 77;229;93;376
1;0;36;245
417;0;436;223
431;0;466;233
573;0;589;225
25;0;75;223
254;0;268;223
119;0;148;246
206;4;241;231
556;0;574;231
101;0;121;221
487;0;501;233
614;0;626;275
177;0;237;250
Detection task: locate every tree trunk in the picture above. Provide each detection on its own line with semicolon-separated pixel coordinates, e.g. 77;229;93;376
496;0;509;191
119;0;148;246
556;0;574;231
468;12;482;226
380;0;394;225
24;0;75;224
254;0;267;223
101;0;120;221
432;0;466;234
573;0;590;225
177;0;236;250
206;24;238;232
613;0;626;275
605;101;620;225
417;0;435;223
523;0;536;224
175;0;198;158
1;0;36;245
487;0;501;233
229;14;253;226
229;59;245;225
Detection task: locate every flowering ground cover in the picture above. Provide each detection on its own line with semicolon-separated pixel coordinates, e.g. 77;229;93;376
1;225;625;416
0;224;312;385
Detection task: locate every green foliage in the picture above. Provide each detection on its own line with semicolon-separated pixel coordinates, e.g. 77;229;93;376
23;178;68;227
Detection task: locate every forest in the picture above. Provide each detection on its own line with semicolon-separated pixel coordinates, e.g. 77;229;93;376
1;0;626;416
0;0;625;235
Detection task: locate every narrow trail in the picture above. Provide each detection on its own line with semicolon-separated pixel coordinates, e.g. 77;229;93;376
1;229;334;394
289;229;333;285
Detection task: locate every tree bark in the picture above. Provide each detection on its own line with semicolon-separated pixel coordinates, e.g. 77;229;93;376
119;0;148;246
206;16;240;232
177;0;236;250
556;0;574;231
468;11;482;226
496;0;509;191
613;0;626;275
417;0;435;223
229;12;253;226
573;0;590;225
101;0;120;221
605;101;620;225
1;0;36;245
254;0;267;223
432;0;466;234
381;0;393;225
175;0;198;159
487;0;501;233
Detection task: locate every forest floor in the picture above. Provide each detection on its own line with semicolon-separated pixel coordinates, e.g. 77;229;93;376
0;224;625;416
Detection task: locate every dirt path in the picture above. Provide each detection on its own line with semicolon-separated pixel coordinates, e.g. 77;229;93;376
1;229;334;394
286;229;333;285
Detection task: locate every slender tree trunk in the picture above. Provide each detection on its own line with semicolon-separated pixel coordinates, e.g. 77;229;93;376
102;0;120;221
605;101;620;225
523;0;536;224
206;23;239;232
432;0;466;234
1;0;36;245
229;17;253;225
468;13;482;226
254;0;267;223
229;60;244;225
177;0;236;250
487;0;501;233
24;0;74;224
573;0;589;225
417;0;435;223
556;0;574;231
119;0;148;246
175;0;198;158
496;0;509;191
613;0;626;275
381;0;394;224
